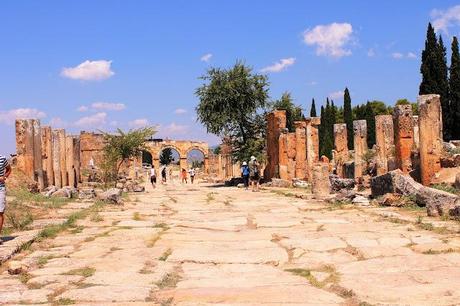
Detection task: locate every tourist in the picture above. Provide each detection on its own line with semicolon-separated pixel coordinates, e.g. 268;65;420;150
161;165;167;183
249;156;260;192
0;155;12;245
189;167;196;184
241;161;250;190
181;168;188;184
150;165;157;188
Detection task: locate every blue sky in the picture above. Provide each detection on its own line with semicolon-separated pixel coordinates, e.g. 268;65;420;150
2;0;460;156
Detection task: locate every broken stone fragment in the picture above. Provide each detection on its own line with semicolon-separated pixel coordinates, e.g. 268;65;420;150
97;188;123;204
8;261;28;275
329;174;355;191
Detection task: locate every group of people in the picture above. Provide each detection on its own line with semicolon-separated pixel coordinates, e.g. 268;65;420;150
241;155;260;192
149;165;196;188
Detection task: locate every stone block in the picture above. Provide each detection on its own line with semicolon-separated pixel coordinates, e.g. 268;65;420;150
393;105;414;174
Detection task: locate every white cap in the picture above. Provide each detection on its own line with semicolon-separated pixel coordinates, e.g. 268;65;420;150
242;161;247;165
250;156;256;161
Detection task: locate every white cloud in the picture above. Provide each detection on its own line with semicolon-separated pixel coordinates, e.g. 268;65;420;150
0;108;46;125
160;122;188;135
260;57;296;73
391;52;417;60
61;60;114;81
129;118;150;128
308;81;318;86
328;91;344;100
174;108;187;115
74;112;107;128
367;48;376;57
432;5;460;33
303;23;353;58
91;102;126;111
200;53;213;62
391;52;404;59
77;106;88;112
48;117;68;128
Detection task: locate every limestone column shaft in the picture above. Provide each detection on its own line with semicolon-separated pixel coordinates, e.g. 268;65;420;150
66;135;75;188
32;119;44;190
375;115;394;176
57;129;68;186
393;105;414;174
294;121;307;179
353;120;367;180
418;94;442;186
41;126;54;187
333;123;348;177
52;130;62;188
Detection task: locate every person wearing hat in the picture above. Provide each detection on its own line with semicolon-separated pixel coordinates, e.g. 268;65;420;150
241;161;250;190
248;156;260;192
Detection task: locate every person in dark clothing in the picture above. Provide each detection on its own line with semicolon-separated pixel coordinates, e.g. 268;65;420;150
241;161;250;190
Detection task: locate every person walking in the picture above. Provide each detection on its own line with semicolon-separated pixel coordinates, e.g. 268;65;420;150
189;167;196;184
169;168;173;182
161;165;167;183
249;156;260;192
241;161;250;190
181;168;188;184
149;165;157;188
0;155;12;245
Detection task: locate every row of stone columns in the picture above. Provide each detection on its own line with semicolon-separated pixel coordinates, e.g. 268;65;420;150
16;119;81;190
266;110;321;182
333;94;443;186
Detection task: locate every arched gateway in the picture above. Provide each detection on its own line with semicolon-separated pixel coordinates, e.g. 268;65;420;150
143;138;209;173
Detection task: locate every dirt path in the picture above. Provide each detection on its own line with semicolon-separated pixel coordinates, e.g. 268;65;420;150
1;181;460;305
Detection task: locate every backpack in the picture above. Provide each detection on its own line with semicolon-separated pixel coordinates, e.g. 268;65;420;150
249;162;259;176
242;165;250;176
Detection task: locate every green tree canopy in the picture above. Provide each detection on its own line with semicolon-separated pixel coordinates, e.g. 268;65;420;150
160;148;173;165
195;61;269;162
272;92;304;132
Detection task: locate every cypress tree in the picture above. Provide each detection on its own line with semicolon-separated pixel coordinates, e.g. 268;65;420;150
450;36;460;140
420;23;451;140
364;101;376;147
310;98;317;117
438;36;451;140
319;105;325;158
343;88;353;149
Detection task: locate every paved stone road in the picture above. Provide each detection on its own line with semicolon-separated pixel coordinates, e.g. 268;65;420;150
1;181;460;305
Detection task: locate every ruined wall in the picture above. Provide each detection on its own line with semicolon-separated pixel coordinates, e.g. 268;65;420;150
418;94;442;186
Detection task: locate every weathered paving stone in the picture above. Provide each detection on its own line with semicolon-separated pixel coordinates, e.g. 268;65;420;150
1;181;460;305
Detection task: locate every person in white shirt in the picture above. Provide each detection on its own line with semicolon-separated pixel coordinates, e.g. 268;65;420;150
189;168;196;184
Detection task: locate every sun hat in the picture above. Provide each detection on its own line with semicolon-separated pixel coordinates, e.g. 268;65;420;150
242;161;247;166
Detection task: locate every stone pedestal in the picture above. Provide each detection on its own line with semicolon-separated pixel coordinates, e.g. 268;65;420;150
393;105;414;174
312;163;330;196
375;115;394;175
353;120;367;180
418;94;442;186
333;123;348;177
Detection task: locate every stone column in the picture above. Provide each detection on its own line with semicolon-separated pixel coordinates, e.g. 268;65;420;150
294;121;307;179
32;119;44;190
57;129;68;186
41;126;54;187
311;162;330;197
15;119;34;180
52;130;62;188
375;115;394;176
73;136;81;185
353;120;367;180
179;157;187;171
203;157;209;174
306;117;321;181
412;116;419;150
266;110;287;179
393;105;414;174
418;94;443;186
66;135;75;188
333;123;348;177
278;130;289;180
